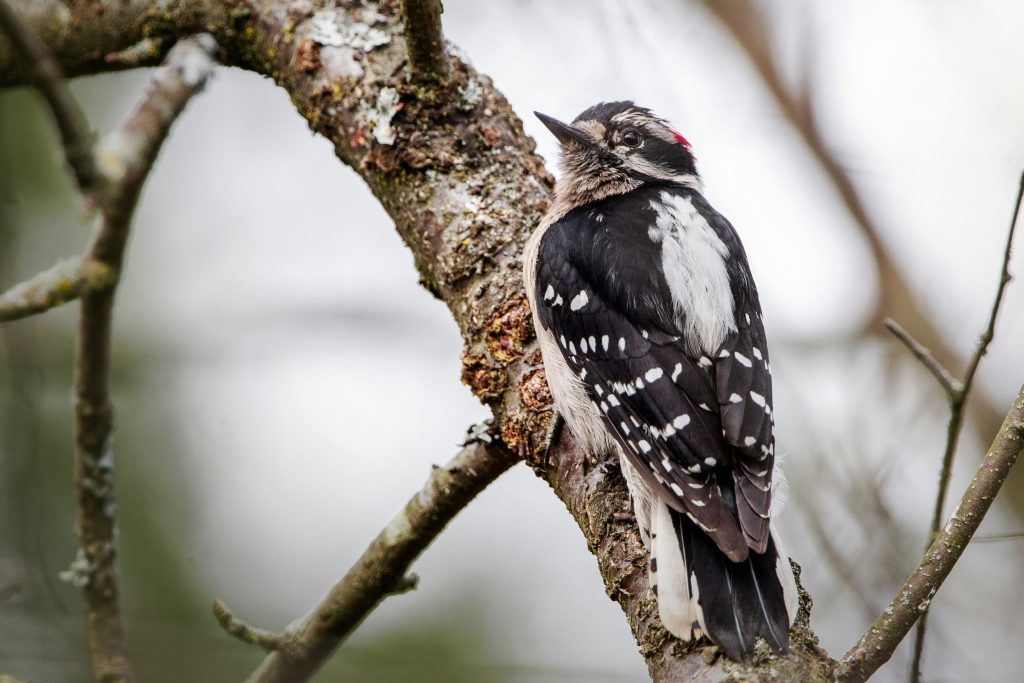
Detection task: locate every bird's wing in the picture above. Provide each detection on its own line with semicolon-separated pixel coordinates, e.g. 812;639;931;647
534;205;751;560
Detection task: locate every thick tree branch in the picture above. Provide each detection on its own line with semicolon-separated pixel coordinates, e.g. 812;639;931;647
65;34;216;683
0;0;100;194
400;0;447;83
905;170;1022;682
0;0;229;85
244;440;519;683
838;385;1024;682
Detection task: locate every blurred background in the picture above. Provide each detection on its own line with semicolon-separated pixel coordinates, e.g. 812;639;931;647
2;1;1023;681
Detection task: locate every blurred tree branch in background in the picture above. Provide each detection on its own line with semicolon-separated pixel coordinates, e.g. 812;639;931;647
703;0;1007;446
0;5;216;678
0;2;1020;682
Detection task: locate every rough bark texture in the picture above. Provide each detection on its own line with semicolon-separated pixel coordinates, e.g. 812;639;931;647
1;2;835;679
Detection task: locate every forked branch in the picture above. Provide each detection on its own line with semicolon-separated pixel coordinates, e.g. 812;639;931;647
838;385;1024;682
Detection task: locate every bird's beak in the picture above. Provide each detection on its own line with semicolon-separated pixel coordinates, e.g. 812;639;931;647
534;111;595;149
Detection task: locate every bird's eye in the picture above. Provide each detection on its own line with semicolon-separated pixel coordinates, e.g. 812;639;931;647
621;130;642;148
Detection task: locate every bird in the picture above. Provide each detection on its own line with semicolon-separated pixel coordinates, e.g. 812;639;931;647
522;101;798;661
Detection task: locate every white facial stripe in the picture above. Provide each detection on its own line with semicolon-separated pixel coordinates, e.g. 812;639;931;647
574;119;606;143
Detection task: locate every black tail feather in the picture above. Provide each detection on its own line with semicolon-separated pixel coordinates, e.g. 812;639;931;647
673;509;790;660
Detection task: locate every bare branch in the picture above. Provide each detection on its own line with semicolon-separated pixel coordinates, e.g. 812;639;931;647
883;318;960;398
972;531;1024;544
0;1;228;86
957;172;1022;405
213;600;285;653
0;257;87;322
0;0;101;194
907;170;1023;682
400;0;448;82
838;384;1024;682
702;1;1007;444
245;441;519;683
67;34;216;683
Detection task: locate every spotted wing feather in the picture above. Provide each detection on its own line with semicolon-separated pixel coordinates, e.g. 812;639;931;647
535;204;749;560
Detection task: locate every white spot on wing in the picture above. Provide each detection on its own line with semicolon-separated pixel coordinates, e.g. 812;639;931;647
544;285;555;301
671;363;682;381
728;393;742;403
645;367;664;382
618;337;626;352
601;335;609;351
638;440;652;453
570;290;589;311
744;436;757;446
673;414;690;429
734;352;752;367
750;391;766;406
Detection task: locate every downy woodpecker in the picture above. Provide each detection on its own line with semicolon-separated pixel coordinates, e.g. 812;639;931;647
523;102;797;660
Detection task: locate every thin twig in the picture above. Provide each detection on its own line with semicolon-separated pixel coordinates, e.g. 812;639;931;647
213;600;285;653
883;318;960;399
0;0;101;195
400;0;448;82
972;531;1024;544
0;257;87;322
837;384;1024;682
907;171;1023;682
67;34;217;683
243;440;519;683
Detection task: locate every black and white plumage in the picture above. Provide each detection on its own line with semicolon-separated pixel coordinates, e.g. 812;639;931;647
524;102;797;660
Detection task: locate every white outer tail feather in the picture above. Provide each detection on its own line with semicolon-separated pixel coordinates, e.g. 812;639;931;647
651;500;705;640
649;499;799;644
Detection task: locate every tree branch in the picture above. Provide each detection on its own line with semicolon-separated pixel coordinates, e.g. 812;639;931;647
905;170;1023;682
66;34;216;683
838;384;1024;682
212;600;285;653
0;0;100;194
0;256;87;322
883;318;960;399
400;0;448;82
244;440;519;683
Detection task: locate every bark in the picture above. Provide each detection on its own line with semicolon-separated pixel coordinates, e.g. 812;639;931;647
1;2;834;679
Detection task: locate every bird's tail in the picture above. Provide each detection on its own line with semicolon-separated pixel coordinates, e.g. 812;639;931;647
649;500;798;660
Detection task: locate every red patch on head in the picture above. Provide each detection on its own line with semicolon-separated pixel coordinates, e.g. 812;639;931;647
669;129;691;149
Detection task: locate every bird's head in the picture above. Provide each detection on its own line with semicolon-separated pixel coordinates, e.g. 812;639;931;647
535;101;701;206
